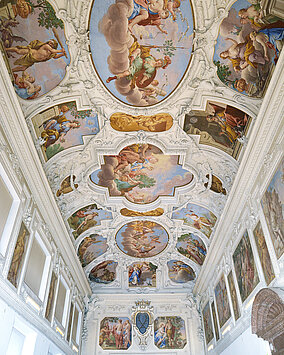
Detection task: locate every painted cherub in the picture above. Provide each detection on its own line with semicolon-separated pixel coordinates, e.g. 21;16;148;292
238;4;263;28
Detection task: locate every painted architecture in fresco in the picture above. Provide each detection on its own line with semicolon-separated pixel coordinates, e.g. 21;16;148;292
184;101;252;159
128;262;157;287
32;101;99;160
120;207;164;217
176;232;207;265
167;260;195;283
172;203;217;238
0;0;70;99
56;175;78;197
154;316;186;349
211;302;219;341
99;317;132;350
233;231;259;302
214;0;284;98
214;274;231;328
89;0;194;106
202;302;214;345
261;157;284;259
253;221;275;285
89;260;118;284
7;222;30;288
116;221;168;258
90;143;193;204
227;270;240;321
67;204;112;240
77;234;108;267
110;113;173;132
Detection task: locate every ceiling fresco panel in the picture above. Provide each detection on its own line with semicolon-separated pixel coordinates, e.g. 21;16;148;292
214;0;284;98
176;232;207;265
89;0;195;106
167;260;196;283
0;0;70;99
77;234;108;267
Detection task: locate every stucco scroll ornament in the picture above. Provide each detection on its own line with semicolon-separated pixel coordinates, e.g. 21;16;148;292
131;300;154;351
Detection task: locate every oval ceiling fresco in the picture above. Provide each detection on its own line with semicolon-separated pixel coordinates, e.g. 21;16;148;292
116;221;169;258
89;0;194;106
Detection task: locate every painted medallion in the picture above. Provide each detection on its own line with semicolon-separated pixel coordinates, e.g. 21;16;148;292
154;316;186;349
176;232;207;265
77;234;108;267
89;260;118;284
90;143;193;204
89;0;194;106
128;261;157;287
214;0;284;98
167;260;195;283
0;0;70;99
116;221;168;258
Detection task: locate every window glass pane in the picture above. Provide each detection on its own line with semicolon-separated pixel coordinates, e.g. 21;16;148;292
0;175;13;239
6;328;25;355
72;307;79;343
24;238;46;296
54;280;67;325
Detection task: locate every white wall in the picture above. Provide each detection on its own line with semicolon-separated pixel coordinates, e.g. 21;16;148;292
220;326;271;355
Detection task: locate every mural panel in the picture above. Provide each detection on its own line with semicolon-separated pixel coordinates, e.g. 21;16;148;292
32;102;99;161
90;143;193;204
56;175;78;197
128;261;157;287
99;317;131;350
77;234;108;267
7;222;30;287
214;0;284;98
120;207;164;217
184;101;252;158
154;316;186;349
67;204;112;240
167;260;195;283
211;301;219;341
89;0;194;106
89;260;118;284
172;203;217;238
214;274;231;328
253;221;275;284
176;232;207;265
202;302;214;344
116;221;168;258
110;113;173;132
0;0;70;99
261;157;284;258
227;270;240;321
233;231;259;302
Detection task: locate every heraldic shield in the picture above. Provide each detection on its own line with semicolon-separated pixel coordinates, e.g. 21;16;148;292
136;312;150;335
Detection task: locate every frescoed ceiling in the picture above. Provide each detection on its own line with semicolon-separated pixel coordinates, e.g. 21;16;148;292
1;0;283;294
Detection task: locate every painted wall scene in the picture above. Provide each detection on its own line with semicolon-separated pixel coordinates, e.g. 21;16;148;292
214;274;231;328
56;175;78;197
128;261;157;287
233;231;260;302
90;143;193;204
184;101;252;159
253;221;275;285
7;222;30;288
120;207;164;217
99;317;132;350
261;157;284;259
89;260;118;284
227;270;240;321
31;102;99;160
89;0;194;106
77;234;108;267
176;232;207;265
211;301;219;341
167;260;195;283
0;0;70;99
214;0;284;98
67;204;112;240
172;203;217;238
115;221;169;258
202;302;214;344
154;316;186;349
110;113;173;132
